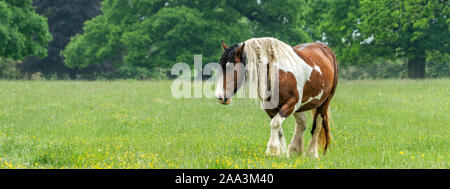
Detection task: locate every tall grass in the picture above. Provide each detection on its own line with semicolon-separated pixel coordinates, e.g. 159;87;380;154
0;79;448;168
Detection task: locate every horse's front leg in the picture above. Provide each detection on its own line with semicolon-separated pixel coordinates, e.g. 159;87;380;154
266;113;286;157
288;112;307;157
265;101;296;157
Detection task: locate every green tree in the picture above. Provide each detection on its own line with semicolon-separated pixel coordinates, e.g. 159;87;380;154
357;0;448;78
62;0;252;75
304;0;365;65
306;0;449;79
231;0;312;45
0;0;52;60
21;0;102;78
62;0;315;79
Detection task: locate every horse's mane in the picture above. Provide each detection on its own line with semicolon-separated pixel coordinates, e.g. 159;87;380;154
219;44;241;67
243;37;301;100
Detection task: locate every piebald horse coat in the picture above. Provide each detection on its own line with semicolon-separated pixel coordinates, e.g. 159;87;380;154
216;37;338;158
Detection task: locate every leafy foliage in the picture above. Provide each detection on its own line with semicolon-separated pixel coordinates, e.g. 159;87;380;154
305;0;365;65
358;0;449;59
20;0;102;77
62;0;314;75
0;0;52;60
307;0;449;78
0;57;22;79
1;0;448;79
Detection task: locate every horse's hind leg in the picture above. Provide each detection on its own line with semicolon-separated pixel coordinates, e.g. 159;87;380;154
288;112;307;157
307;101;331;158
307;109;322;158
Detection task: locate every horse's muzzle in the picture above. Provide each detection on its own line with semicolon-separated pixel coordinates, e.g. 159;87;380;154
217;97;231;105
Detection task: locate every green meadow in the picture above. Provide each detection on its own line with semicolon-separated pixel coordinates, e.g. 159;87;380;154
0;79;448;169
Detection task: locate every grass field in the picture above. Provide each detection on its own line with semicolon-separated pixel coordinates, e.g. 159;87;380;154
0;79;448;169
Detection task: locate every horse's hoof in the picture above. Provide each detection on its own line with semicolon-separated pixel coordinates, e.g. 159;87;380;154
288;149;301;157
306;151;319;159
266;145;281;156
288;144;304;157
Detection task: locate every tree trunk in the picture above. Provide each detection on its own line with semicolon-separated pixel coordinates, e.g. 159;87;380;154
408;56;425;79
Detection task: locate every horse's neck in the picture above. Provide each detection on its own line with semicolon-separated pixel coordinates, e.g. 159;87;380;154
244;40;313;106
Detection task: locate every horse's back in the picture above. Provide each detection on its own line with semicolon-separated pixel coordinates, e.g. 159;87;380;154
294;42;336;70
293;42;338;112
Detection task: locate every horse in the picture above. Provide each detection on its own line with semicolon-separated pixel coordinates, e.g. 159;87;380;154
215;37;338;158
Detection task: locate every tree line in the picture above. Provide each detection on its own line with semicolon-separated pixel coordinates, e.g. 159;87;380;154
0;0;448;80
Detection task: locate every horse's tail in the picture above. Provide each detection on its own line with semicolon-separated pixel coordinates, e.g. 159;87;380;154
318;43;337;155
311;108;332;154
318;108;332;154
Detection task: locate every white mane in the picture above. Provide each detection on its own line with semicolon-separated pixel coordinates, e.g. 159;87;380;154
243;37;312;108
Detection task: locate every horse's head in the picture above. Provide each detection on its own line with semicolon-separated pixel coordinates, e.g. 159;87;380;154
215;41;246;105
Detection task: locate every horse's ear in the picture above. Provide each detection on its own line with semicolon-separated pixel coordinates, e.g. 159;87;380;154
235;43;245;55
221;41;228;51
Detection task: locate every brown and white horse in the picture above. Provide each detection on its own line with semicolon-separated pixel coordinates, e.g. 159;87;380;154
215;37;338;158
